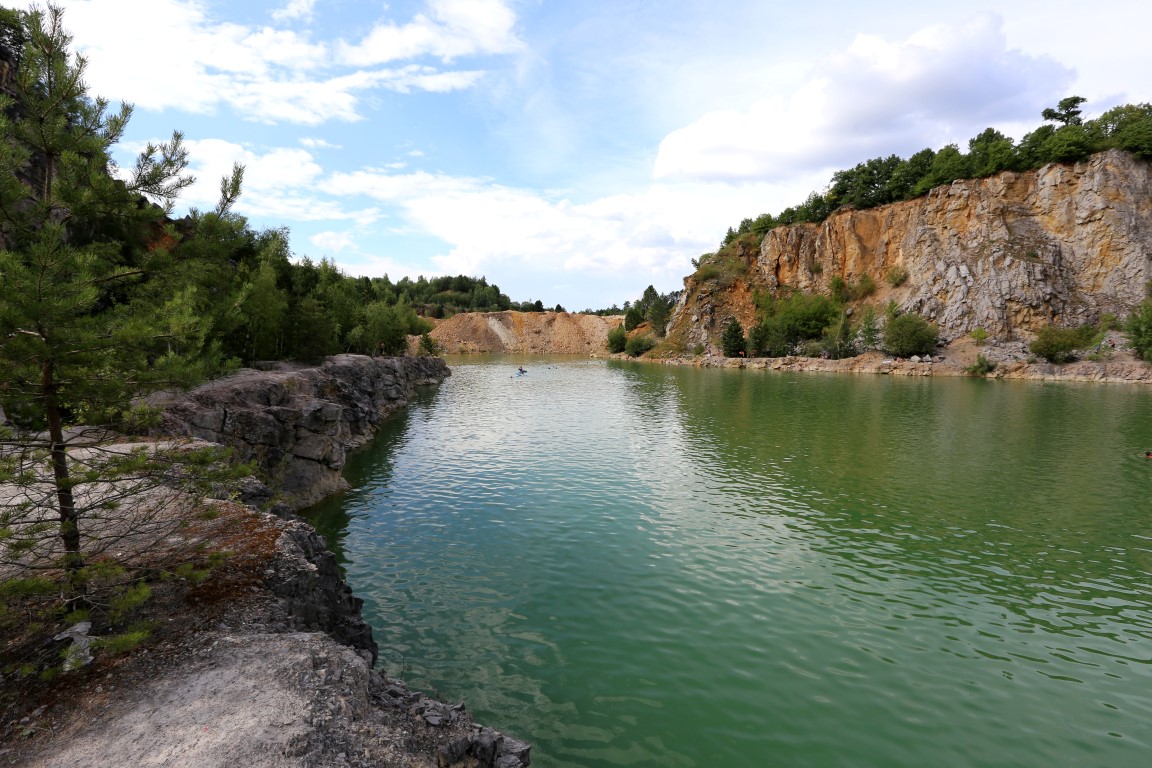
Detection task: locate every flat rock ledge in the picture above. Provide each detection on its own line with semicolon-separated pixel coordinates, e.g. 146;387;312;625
154;354;451;509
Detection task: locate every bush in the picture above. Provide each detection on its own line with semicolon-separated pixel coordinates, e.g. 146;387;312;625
625;334;656;357
882;313;939;357
821;312;857;359
606;324;628;353
971;327;989;345
1124;300;1152;360
749;318;791;357
965;354;997;375
417;332;442;356
721;317;747;357
886;265;909;287
1029;324;1097;363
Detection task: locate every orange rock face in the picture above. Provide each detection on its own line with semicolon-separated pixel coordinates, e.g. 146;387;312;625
671;150;1152;350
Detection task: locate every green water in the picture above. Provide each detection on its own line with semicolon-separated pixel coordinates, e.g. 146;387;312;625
304;357;1152;767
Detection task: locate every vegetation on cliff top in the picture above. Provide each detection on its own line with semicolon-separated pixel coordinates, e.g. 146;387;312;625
709;96;1152;254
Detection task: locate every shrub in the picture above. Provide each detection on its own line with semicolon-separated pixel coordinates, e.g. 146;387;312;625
721;318;747;357
1124;300;1152;360
821;312;857;359
882;313;939;357
417;332;442;356
749;318;791;357
1029;324;1098;363
625;334;656;357
886;265;909;287
965;354;997;375
856;274;877;299
971;327;989;345
606;325;628;353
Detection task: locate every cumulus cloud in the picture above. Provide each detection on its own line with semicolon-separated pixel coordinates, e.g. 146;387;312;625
315;167;788;287
337;0;523;65
272;0;317;23
13;0;513;124
654;14;1074;182
311;230;359;253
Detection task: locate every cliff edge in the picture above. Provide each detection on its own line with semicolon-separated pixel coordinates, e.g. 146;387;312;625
671;150;1152;352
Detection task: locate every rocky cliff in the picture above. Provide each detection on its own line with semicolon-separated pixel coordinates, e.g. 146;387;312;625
154;355;449;509
670;150;1152;349
430;311;622;354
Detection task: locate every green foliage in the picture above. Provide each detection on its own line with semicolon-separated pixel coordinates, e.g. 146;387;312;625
857;305;881;349
1124;300;1152;361
830;275;876;302
714;95;1152;249
417;332;442;357
606;324;628;353
720;318;746;357
886;265;909;287
749;291;841;357
1028;324;1098;363
882;313;939;357
625;334;656;357
623;306;644;331
821;311;857;359
971;327;989;345
965;354;998;375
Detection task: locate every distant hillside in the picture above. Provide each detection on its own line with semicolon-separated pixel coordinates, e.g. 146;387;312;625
429;311;623;354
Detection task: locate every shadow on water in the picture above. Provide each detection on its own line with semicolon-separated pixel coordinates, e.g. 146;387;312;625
300;383;443;566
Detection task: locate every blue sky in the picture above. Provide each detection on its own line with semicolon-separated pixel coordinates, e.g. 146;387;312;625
16;0;1152;310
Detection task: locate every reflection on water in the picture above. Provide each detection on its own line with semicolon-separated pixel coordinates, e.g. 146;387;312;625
303;357;1152;768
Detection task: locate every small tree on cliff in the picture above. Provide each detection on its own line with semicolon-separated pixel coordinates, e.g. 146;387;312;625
0;4;245;619
721;318;746;357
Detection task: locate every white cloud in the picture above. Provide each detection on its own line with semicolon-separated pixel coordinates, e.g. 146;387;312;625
654;14;1073;182
272;0;317;23
338;0;523;66
300;137;342;149
13;0;511;124
311;230;358;252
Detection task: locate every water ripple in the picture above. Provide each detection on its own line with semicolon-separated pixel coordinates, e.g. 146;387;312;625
303;358;1152;768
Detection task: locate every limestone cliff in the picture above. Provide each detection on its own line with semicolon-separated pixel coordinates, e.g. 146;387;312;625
670;150;1152;350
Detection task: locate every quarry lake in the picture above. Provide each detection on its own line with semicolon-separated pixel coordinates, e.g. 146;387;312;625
303;356;1152;767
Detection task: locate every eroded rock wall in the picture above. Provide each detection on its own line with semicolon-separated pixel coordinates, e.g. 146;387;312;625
672;150;1152;347
156;355;450;508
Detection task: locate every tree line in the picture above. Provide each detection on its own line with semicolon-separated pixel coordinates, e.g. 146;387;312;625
717;97;1152;247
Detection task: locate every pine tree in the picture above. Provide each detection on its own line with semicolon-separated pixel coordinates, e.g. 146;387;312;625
721;317;746;357
0;4;244;605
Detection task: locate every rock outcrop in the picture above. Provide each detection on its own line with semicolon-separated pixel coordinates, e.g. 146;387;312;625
430;311;622;354
671;150;1152;350
154;355;449;509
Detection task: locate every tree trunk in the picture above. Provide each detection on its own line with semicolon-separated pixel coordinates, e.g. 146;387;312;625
42;359;85;598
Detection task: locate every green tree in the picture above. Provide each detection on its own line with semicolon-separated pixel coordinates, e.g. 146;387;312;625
721;317;746;357
1042;95;1087;126
0;4;242;603
882;313;939;357
1124;300;1152;360
857;305;881;349
606;324;628;353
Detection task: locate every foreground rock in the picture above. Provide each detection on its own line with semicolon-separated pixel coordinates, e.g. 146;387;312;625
6;510;529;768
155;355;449;509
3;356;531;767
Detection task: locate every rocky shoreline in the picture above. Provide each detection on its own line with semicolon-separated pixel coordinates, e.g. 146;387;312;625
637;333;1152;385
4;355;533;768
